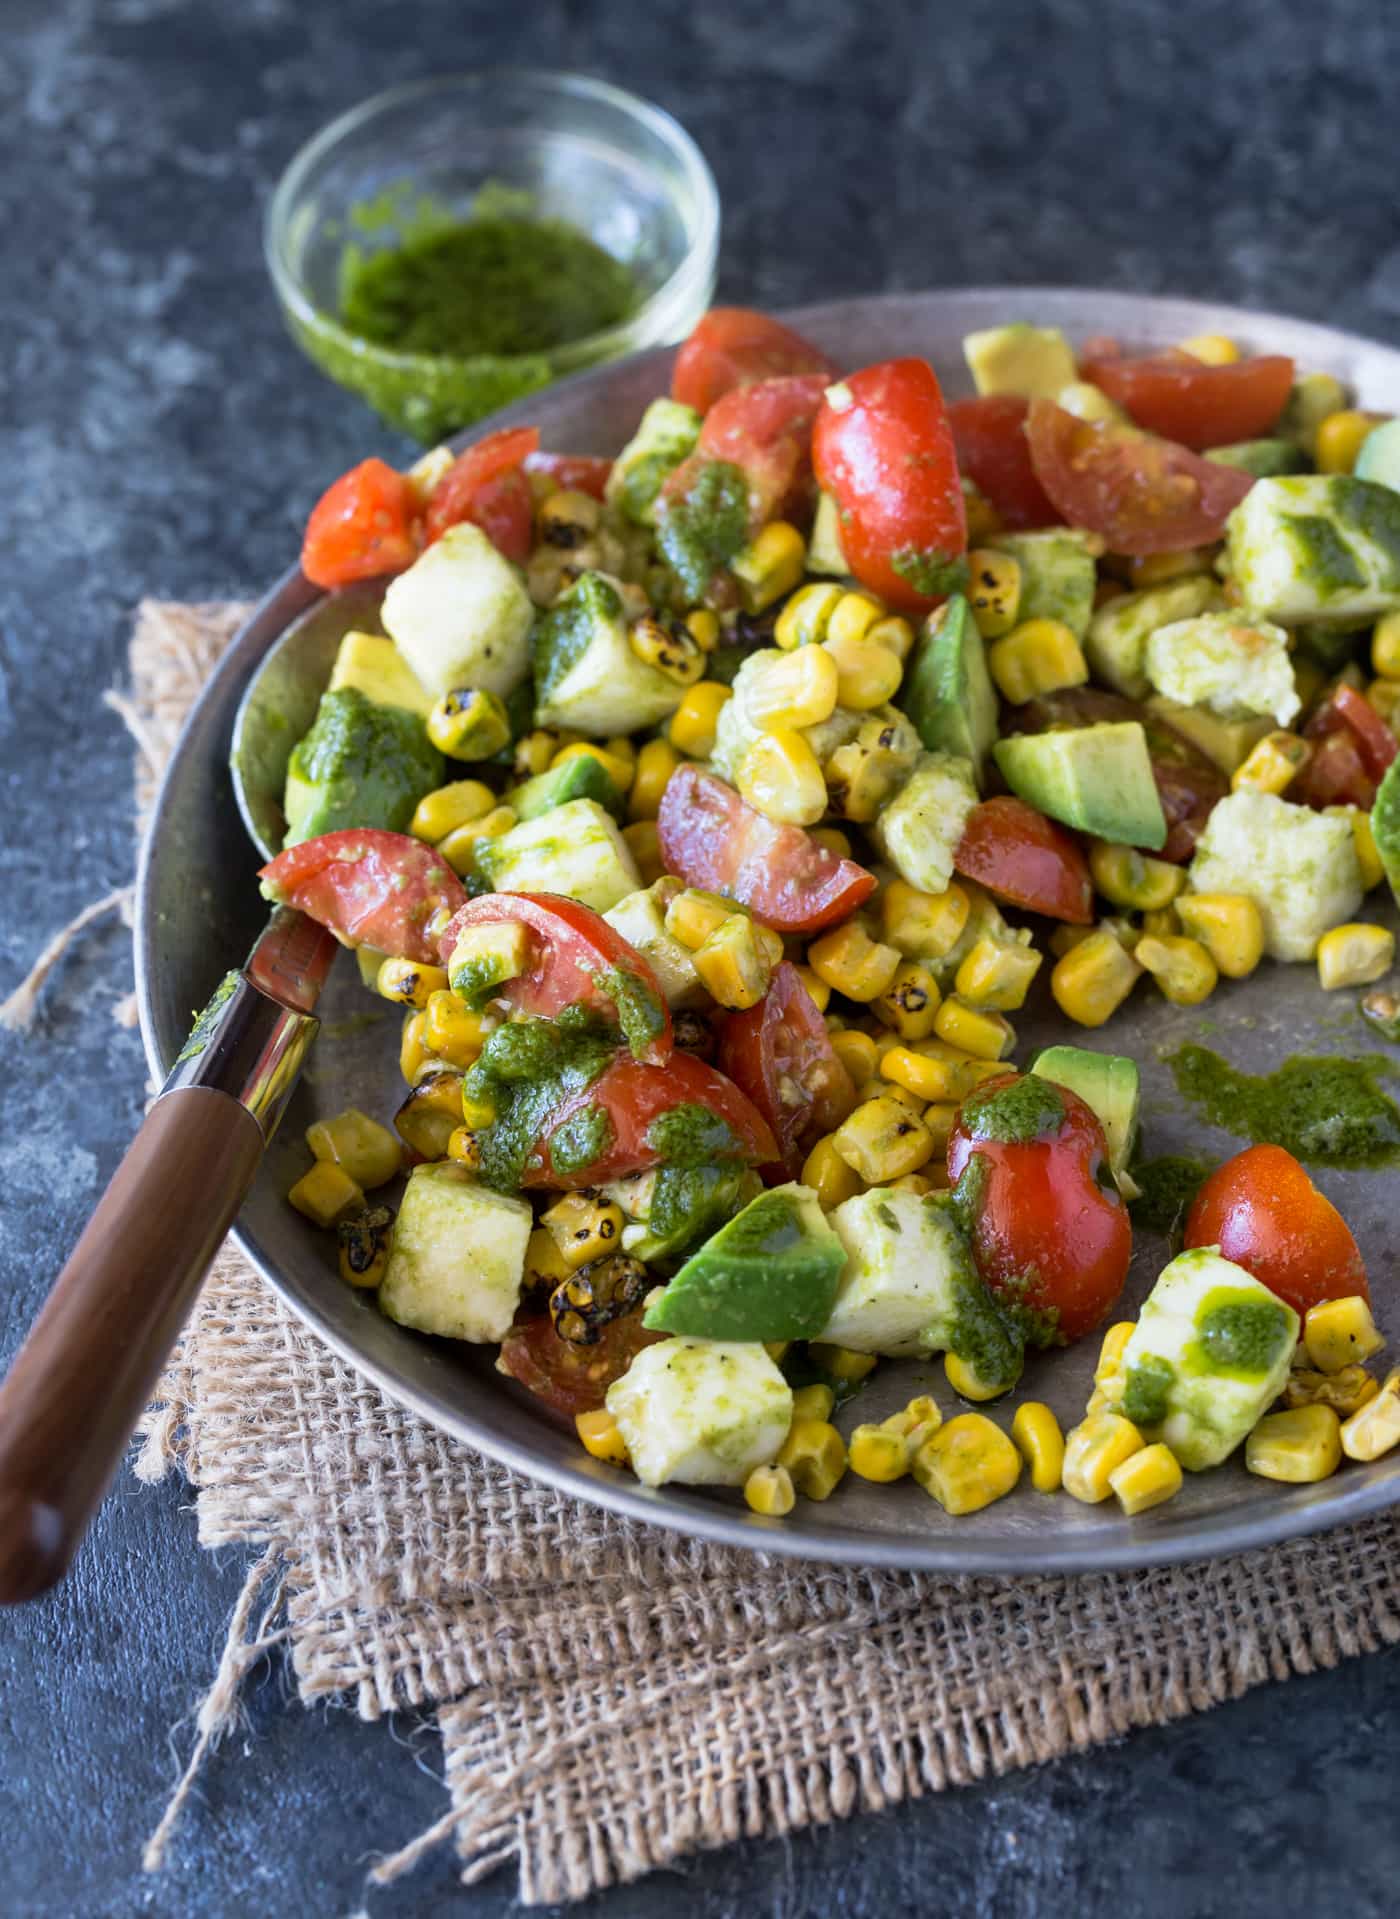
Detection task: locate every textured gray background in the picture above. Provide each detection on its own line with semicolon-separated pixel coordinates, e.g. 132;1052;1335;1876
3;0;1400;1913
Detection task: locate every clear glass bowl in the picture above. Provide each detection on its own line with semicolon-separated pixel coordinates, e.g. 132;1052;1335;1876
265;70;719;442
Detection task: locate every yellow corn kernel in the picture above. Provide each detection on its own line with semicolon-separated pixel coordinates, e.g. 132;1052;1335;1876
394;1069;466;1159
822;633;904;710
1141;905;1182;940
792;1382;837;1422
736;728;827;826
931;994;1014;1060
1373;610;1400;681
809;922;902;1002
881;878;971;961
744;1463;797;1516
541;1190;625;1271
810;826;853;860
445;1125;481;1168
288;1159;364;1229
1303;1295;1385;1374
879;1041;1001;1104
954;936;1043;1011
1110;1440;1184;1513
1340;1370;1400;1462
731;521;807;612
1096;1321;1136;1386
668;680;732;759
1061;1414;1145;1504
832;1095;934;1182
551;738;635;791
888;1172;936;1196
873;960;942;1040
576;1408;630;1466
521;1226;570;1292
875;1076;926;1119
1316;922;1396;991
626;738;682;822
621;819;664;887
830;1028;879;1087
410;779;495;844
886;1396;943;1449
802;1134;864;1209
1051;928;1144;1028
692;913;774;1010
1088;842;1187;912
912;1413;1022;1515
866;613;915;663
966;548;1023;639
793;964;831;1013
776;1417;848;1501
1315;408;1387;474
376;956;449;1010
459;1085;497;1131
944;1348;1021;1403
1175;893;1264;980
826;590;884;648
536;485;601;542
406;443;456;503
438;806;517;877
1179;332;1241;365
745;646;841;731
421;990;484;1069
337;1206;392;1288
1329;806;1385;891
399;1009;433;1085
823;719;911;823
847;1423;911;1483
628;613;706;684
987;618;1089;704
1231;729;1311;797
1011;1402;1065;1493
1049;923;1093;958
514;728;558;779
962;477;1004;545
1135;934;1219;1007
774;580;845;651
682;608;720;655
665;887;734;950
305;1108;402;1190
426;686;512;760
1246;1404;1343;1483
1283;1365;1380;1418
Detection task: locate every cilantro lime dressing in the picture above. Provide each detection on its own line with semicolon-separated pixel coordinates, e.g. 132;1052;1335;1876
1198;1295;1291;1374
656;461;750;601
593;966;666;1059
890;549;970;598
1120;1355;1174;1427
532;574;624;707
644;1102;744;1168
1168;1045;1400;1169
465;1011;615;1190
548;1103;614;1177
1127;1155;1215;1235
962;1074;1064;1146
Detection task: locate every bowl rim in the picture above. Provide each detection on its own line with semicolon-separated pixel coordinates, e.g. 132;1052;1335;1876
263;66;721;379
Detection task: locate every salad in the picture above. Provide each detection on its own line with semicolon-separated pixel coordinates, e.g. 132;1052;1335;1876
266;304;1400;1522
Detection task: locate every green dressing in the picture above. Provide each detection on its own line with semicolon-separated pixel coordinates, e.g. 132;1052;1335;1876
465;1012;616;1191
1128;1155;1215;1235
656;461;750;602
1168;1045;1400;1169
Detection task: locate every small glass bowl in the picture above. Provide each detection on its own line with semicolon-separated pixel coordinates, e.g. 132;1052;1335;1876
265;69;719;443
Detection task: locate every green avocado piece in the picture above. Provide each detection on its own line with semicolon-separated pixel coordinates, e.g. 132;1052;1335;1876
282;686;443;848
643;1183;847;1342
1354;418;1400;493
505;752;625;821
1278;372;1349;456
963;324;1077;399
1205;438;1310;477
806;490;850;575
994;721;1167;850
902;594;998;784
1372;757;1400;906
991;529;1098;640
1031;1045;1140;1188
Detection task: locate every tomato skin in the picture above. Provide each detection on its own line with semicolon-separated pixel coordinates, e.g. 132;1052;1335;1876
947;394;1062;531
671;307;836;414
1184;1144;1368;1316
953;797;1094;923
499;1310;664;1421
1026;400;1255;555
436;893;672;1063
718;963;857;1180
1297;684;1395;809
523;451;612;500
423;426;540;561
813;358;968;614
259;829;466;965
1331;684;1398;781
657;765;877;933
665;373;829;537
948;1075;1131;1345
1082;354;1295;451
301;459;421;588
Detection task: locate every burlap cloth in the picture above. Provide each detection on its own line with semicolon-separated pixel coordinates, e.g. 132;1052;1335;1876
109;600;1400;1907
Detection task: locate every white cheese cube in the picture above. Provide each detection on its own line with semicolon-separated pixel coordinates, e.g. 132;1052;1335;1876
606;1339;793;1487
1187;789;1363;961
1145;611;1299;726
478;799;640;912
1224;474;1400;625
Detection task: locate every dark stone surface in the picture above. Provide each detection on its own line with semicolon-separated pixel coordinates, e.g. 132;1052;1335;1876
2;0;1398;1912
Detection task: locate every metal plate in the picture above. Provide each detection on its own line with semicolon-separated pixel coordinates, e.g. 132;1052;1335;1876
136;288;1400;1572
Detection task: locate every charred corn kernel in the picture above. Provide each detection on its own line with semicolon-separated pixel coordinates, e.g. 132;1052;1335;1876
808;1343;879;1383
445;1125;481;1168
824;720;909;823
802;1134;864;1209
827;590;884;648
400;1011;430;1083
954;936;1043;1011
1141;905;1182;940
793;964;831;1013
575;1408;629;1466
1328;806;1385;892
1110;1440;1184;1512
1096;1321;1136;1386
889;1172;936;1196
427;686;511;759
1303;1295;1385;1373
305;1108;403;1190
1374;610;1400;680
666;888;736;950
1088;842;1187;912
1232;729;1311;796
822;633;904;710
810;826;852;861
931;995;1014;1060
552;738;635;790
410;779;495;843
668;681;731;759
731;521;807;612
376;956;449;1010
1246;1405;1343;1483
289;1159;364;1229
395;1070;466;1160
882;879;971;962
628;613;707;684
966;548;1023;638
744;1463;796;1516
792;1383;836;1422
1051;929;1143;1028
1049;923;1094;958
438;806;517;876
337;1206;393;1288
736;728;827;826
832;1095;934;1182
541;1190;625;1270
746;646;841;731
1175;893;1264;979
536;484;601;544
514;728;558;778
1135;935;1219;1007
873;960;942;1040
1315;408;1387;474
1011;1402;1065;1493
880;1041;1001;1103
406;442;456;502
1283;1365;1380;1418
776;1418;848;1501
1340;1370;1400;1461
809;922;902;1002
913;1413;1022;1515
962;477;1004;545
830;1028;879;1087
621;819;664;886
1316;923;1395;991
692;913;775;1010
1061;1413;1145;1504
875;1078;926;1119
423;990;486;1069
945;1348;1021;1403
848;1423;912;1482
1180;332;1241;365
775;580;845;651
987;618;1089;704
683;607;721;654
627;739;681;821
866;613;915;663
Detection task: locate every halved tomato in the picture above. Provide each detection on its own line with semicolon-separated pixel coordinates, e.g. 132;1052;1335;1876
671;307;836;414
948;394;1062;531
498;1309;664;1421
718;963;857;1180
423;425;540;562
1184;1143;1368;1316
1298;684;1397;809
301;459;421;589
953;797;1094;923
1082;353;1294;451
523;451;613;500
669;372;830;529
259;829;466;964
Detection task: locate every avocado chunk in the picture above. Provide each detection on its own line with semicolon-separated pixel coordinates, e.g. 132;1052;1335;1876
604;396;702;526
602;882;707;1010
644;1183;847;1342
990;529;1097;640
901;594;998;783
476;797;641;912
1031;1045;1140;1192
1278;371;1349;456
1205;438;1309;478
1084;576;1226;700
607;1163;760;1263
505;752;625;821
872;751;980;892
328;630;433;716
994;722;1167;850
963;323;1077;399
807;490;850;575
1370;756;1400;906
1354;418;1400;492
282;686;443;848
533;570;684;735
1143;696;1272;776
1224;474;1400;625
381;523;534;701
378;1163;532;1344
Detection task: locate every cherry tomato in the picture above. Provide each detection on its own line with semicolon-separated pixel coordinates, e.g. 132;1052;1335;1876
718;963;857;1181
1330;684;1398;780
1082;353;1294;451
1026;400;1255;555
664;373;829;539
947;1073;1131;1345
953;797;1094;923
1184;1143;1368;1316
436;894;672;1063
947;394;1061;531
301;458;421;589
1297;685;1395;809
523;450;613;500
423;426;540;562
259;829;466;965
813;358;968;614
657;765;877;933
671;306;836;414
498;1309;664;1421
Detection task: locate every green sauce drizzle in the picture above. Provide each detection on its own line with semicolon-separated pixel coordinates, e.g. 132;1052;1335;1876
465;1011;616;1191
645;1102;744;1168
1198;1297;1291;1375
548;1103;614;1178
961;1073;1064;1147
656;460;751;602
1120;1356;1174;1428
890;548;970;598
594;967;667;1060
1128;1155;1215;1235
1167;1045;1400;1169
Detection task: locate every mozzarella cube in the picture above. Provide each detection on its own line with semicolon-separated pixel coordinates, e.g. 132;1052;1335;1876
378;1165;531;1344
1145;612;1299;726
1225;474;1400;625
606;1338;793;1487
1188;788;1362;961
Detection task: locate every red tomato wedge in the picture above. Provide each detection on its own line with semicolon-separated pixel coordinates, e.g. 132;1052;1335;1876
948;394;1062;531
301;458;421;589
1185;1143;1368;1317
1082;353;1294;451
953;797;1093;923
436;894;672;1063
259;829;466;965
657;765;877;933
1026;400;1255;555
665;373;829;535
718;963;857;1181
499;1310;664;1421
1331;684;1398;780
1298;684;1397;808
813;358;967;613
523;450;612;500
424;426;540;561
671;306;836;414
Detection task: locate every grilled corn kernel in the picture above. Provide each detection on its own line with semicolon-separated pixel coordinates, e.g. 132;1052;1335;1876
873;961;942;1040
792;964;831;1013
736;728;827;826
1179;332;1241;365
1246;1404;1343;1483
954;936;1043;1011
665;887;735;950
337;1205;393;1288
881;879;971;962
288;1159;365;1229
410;779;495;843
827;590;884;648
1328;806;1385;892
551;738;635;792
944;1348;1021;1403
427;686;512;760
875;1077;926;1119
1049;923;1093;958
829;1029;879;1087
966;548;1023;639
542;1190;625;1270
931;995;1014;1060
1141;905;1182;940
395;1070;466;1159
745;646;841;731
912;1413;1022;1515
1316;922;1396;991
305;1108;402;1190
809;923;902;1002
1231;728;1310;797
1011;1402;1065;1493
628;613;706;684
1061;1414;1145;1504
775;581;845;651
1096;1321;1137;1388
886;1172;934;1196
1051;928;1144;1027
668;681;732;759
438;806;517;877
731;521;806;612
376;956;449;1010
626;739;681;821
1303;1295;1385;1373
1373;610;1400;680
777;1417;848;1501
987;617;1089;704
1340;1370;1400;1461
692;913;775;1010
866;613;915;663
822;633;904;710
848;1423;912;1483
744;1463;796;1516
445;919;530;1006
831;1096;934;1182
1285;1365;1380;1418
880;1042;1001;1104
1135;934;1219;1007
802;1134;864;1209
1174;893;1264;979
1088;842;1187;912
962;477;1004;545
399;1010;430;1084
807;1343;880;1384
1110;1440;1184;1512
1315;408;1387;474
793;1383;837;1423
445;1125;481;1168
824;720;909;823
576;1408;630;1466
513;728;558;779
619;819;663;887
524;1226;573;1291
422;990;486;1069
